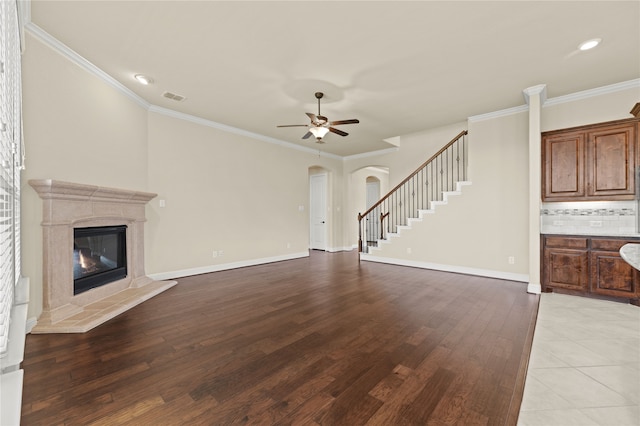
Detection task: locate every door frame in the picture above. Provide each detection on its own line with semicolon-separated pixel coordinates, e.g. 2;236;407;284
309;172;328;251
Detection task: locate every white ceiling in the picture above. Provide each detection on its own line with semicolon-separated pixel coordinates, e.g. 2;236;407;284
27;1;640;157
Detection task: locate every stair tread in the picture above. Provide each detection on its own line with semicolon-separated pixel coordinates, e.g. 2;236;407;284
362;180;472;253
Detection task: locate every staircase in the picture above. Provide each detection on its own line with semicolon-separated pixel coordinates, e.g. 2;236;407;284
358;130;468;254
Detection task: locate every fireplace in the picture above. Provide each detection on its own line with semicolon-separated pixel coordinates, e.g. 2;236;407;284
29;179;177;333
74;225;128;295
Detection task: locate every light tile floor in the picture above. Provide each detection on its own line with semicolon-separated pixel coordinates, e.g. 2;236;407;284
518;293;640;426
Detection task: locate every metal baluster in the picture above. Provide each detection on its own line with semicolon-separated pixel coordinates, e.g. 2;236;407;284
357;131;468;253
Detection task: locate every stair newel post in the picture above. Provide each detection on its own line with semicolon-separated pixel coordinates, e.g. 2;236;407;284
358;212;363;253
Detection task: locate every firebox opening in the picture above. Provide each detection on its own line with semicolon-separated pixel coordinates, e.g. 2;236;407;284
73;225;127;295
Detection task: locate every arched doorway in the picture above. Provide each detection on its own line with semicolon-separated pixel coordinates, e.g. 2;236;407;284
347;166;389;250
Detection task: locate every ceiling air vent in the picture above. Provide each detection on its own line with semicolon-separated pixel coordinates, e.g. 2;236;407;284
162;91;186;102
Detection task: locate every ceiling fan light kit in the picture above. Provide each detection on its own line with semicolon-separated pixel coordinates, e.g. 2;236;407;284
277;92;359;143
309;126;330;139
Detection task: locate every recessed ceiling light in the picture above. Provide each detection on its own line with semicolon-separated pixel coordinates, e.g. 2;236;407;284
578;38;601;51
134;74;153;85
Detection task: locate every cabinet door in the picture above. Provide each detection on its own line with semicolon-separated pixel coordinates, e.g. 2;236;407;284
586;124;636;199
590;250;638;298
542;132;585;200
544;247;589;291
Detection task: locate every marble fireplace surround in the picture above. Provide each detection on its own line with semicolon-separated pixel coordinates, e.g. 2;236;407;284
29;179;176;333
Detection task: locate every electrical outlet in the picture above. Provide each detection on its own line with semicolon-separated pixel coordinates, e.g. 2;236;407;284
406;247;412;254
212;250;218;258
218;250;224;257
508;256;515;265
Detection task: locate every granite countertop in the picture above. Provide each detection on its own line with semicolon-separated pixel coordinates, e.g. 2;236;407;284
620;244;640;271
542;233;640;239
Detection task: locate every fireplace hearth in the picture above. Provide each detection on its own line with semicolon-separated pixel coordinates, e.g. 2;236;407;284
29;179;176;333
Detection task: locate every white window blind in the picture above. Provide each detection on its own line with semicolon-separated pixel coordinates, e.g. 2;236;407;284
0;0;23;358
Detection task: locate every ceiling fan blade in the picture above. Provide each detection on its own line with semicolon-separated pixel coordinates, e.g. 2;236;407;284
306;112;319;124
302;131;312;139
329;127;348;137
306;112;328;125
277;124;308;128
329;119;360;126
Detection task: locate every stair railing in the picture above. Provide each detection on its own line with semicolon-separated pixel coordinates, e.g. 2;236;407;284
358;130;468;253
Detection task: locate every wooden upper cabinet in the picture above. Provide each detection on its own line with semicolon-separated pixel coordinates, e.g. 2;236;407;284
586;123;635;198
542;118;638;201
543;131;585;199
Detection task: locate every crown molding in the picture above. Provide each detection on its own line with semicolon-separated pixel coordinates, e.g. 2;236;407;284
24;22;343;161
468;105;529;123
24;22;639;159
543;78;640;107
469;79;640;123
25;23;151;110
148;105;342;160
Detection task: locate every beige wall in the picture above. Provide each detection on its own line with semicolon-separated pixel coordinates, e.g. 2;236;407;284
541;87;639;132
347;115;530;278
21;34;344;319
346;167;389;248
145;112;342;274
384;122;469;188
343;122;467;248
20;29;640;320
21;34;149;318
344;85;639;280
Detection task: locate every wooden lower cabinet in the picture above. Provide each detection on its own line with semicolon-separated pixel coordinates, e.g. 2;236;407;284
542;235;640;303
544;237;589;291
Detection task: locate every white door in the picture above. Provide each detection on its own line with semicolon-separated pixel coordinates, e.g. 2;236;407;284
310;173;327;250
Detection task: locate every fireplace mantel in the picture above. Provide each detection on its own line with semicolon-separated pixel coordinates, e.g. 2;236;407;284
29;179;176;333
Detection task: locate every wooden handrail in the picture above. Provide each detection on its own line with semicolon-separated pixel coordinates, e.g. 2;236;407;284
358;130;467;221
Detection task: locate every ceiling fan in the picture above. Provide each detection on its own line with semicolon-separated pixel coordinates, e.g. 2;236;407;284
277;92;359;143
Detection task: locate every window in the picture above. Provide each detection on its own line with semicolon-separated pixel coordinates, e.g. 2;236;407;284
0;0;24;358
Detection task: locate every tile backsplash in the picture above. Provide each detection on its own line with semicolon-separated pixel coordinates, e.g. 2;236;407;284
540;200;638;236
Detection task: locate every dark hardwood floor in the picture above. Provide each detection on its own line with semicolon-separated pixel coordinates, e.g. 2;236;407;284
21;251;539;425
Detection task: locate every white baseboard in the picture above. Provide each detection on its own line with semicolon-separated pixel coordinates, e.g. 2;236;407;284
148;251;310;281
360;254;529;283
326;246;356;253
26;317;37;333
527;282;542;294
